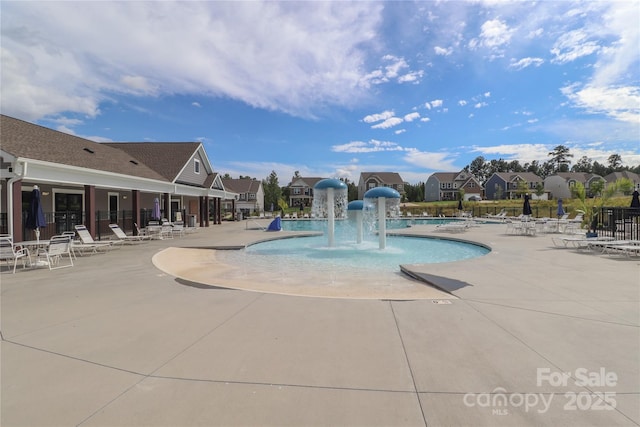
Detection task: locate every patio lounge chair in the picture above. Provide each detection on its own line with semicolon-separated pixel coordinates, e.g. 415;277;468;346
36;235;74;270
435;222;468;233
133;223;154;240
108;224;147;243
0;236;31;273
74;225;120;250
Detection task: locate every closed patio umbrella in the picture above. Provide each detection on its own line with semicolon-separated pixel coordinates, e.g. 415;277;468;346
153;198;161;221
631;190;640;209
557;199;565;218
523;194;532;218
556;198;565;232
26;186;47;243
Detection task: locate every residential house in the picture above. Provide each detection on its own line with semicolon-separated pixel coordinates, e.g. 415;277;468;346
357;172;404;200
288;176;324;209
603;171;640;191
222;178;265;218
0;115;236;241
544;172;604;200
424;171;483;201
484;172;543;200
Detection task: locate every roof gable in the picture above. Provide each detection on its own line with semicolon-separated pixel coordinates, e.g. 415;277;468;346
104;142;205;182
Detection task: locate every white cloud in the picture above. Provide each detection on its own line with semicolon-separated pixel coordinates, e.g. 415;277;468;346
420;117;431;122
471;143;551;163
474;102;488;108
509;57;544;70
458;100;467;106
371;117;404;129
1;1;384;120
403;149;457;170
398;70;424;83
395;129;406;135
561;83;640;124
404;112;420;122
430;99;443;108
484;92;491;98
363;110;395;123
434;46;453;56
332;139;406;153
192;102;201;108
551;29;600;64
469;18;514;51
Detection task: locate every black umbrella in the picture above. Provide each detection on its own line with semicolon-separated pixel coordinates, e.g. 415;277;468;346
522;194;532;217
26;186;47;242
631;190;640;209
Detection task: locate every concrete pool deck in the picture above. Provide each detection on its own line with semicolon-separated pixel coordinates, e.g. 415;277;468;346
1;219;638;426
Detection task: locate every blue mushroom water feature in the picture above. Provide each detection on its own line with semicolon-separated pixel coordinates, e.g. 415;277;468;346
347;200;364;244
364;187;401;249
312;178;348;247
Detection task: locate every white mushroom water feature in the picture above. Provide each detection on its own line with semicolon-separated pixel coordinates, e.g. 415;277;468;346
363;187;401;249
311;178;348;247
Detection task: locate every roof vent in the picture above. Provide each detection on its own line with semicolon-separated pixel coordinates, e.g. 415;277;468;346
129;160;139;165
83;147;95;154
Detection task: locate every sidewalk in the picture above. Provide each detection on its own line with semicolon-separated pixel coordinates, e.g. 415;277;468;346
1;220;638;426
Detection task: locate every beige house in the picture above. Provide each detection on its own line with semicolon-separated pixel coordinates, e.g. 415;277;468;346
357;172;405;200
222;178;265;217
544;172;604;200
288;176;324;209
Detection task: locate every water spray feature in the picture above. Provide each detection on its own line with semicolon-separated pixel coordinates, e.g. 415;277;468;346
312;178;348;247
363;187;401;249
347;200;364;244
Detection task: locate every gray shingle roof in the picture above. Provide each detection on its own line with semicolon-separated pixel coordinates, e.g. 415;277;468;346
1;115;167;181
104;142;201;182
223;178;261;193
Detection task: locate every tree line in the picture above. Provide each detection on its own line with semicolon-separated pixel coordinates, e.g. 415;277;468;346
227;145;639;207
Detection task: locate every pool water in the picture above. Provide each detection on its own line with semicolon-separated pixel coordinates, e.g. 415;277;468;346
218;234;489;274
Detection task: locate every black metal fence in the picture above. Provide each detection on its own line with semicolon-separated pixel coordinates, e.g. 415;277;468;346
595;207;640;240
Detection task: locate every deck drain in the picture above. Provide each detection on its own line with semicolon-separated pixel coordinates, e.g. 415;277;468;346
432;300;452;304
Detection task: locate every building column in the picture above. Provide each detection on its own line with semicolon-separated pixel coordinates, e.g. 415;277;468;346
11;180;23;241
163;193;170;221
199;196;205;228
132;190;140;234
84;185;96;237
204;196;210;227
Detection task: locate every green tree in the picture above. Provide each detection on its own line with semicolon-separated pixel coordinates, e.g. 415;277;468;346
571;156;593;173
548;145;573;172
607;154;623;171
571;178;630;233
262;170;281;211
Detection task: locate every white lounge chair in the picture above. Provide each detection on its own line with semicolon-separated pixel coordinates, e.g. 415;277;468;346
0;236;31;273
435;222;467;233
108;224;147;243
36;235;74;270
74;225;120;250
133;223;153;240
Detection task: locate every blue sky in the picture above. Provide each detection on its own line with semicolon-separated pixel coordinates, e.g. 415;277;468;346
2;1;639;184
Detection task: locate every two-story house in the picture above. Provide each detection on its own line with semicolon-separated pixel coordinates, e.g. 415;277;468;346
484;172;543;200
424;171;483;201
357;172;405;200
544;172;604;200
222;178;264;218
288;176;324;209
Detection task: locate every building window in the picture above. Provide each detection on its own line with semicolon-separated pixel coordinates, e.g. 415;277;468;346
194;159;200;174
293;188;301;195
249;193;256;200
